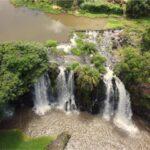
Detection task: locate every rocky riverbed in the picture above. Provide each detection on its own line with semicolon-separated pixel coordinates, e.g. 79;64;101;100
0;107;150;150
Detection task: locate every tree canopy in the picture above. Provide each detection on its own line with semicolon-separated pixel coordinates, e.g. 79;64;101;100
0;42;49;105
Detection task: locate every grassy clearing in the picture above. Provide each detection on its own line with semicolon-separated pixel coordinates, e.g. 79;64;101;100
0;129;54;150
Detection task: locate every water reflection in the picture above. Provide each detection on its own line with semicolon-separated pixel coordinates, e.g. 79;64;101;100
0;0;70;42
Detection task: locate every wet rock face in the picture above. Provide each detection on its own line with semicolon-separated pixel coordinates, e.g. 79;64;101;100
12;90;34;108
74;76;106;114
129;85;150;122
46;132;71;150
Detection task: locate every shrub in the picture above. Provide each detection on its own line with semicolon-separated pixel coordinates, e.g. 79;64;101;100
50;47;66;56
126;0;150;18
80;2;123;15
91;53;106;73
67;62;80;71
75;65;100;90
71;48;82;56
72;39;97;56
56;0;84;10
45;40;58;48
0;42;48;104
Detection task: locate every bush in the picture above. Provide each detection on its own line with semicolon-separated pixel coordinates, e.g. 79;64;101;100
91;53;106;73
71;48;82;56
80;2;123;15
67;62;80;71
126;0;150;18
45;40;58;47
0;42;48;105
142;28;150;52
56;0;84;9
75;65;100;90
71;39;97;56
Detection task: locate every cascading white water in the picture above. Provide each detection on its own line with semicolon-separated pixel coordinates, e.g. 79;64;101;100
57;66;77;112
67;70;77;112
114;77;138;133
103;67;114;121
85;30;137;133
57;66;69;110
33;74;51;115
85;31;98;44
56;33;78;53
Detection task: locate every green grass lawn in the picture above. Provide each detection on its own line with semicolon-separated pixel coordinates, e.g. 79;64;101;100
0;129;54;150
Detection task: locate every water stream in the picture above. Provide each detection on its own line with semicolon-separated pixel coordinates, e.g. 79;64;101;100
56;66;77;112
86;30;138;133
103;67;114;121
57;66;70;110
114;77;138;133
33;74;51;115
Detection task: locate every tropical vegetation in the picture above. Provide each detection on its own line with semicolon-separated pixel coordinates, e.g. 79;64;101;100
0;42;48;105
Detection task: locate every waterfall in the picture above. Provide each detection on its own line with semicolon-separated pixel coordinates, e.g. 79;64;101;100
57;66;77;112
84;30;138;133
85;31;98;44
67;70;77;112
33;74;51;115
57;66;69;110
103;67;114;121
56;33;78;53
114;77;138;133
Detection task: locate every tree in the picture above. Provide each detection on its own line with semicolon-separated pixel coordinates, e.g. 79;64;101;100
126;0;150;18
0;42;49;105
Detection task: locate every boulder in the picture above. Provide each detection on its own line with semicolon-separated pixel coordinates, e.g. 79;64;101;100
46;132;71;150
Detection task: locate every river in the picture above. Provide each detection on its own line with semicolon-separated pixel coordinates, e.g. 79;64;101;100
0;0;106;42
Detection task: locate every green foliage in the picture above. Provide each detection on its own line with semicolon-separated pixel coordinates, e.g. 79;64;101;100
80;1;123;15
11;0;62;14
67;62;80;71
141;28;150;52
50;47;66;56
126;0;150;18
55;0;73;9
75;65;100;90
48;62;59;88
0;42;48;104
45;40;58;48
71;48;82;56
0;129;53;150
91;53;106;73
114;47;150;85
71;39;97;56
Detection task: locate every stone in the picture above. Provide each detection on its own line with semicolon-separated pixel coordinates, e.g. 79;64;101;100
46;132;71;150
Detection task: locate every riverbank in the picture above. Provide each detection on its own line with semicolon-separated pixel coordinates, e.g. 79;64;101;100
11;0;123;18
10;0;150;32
